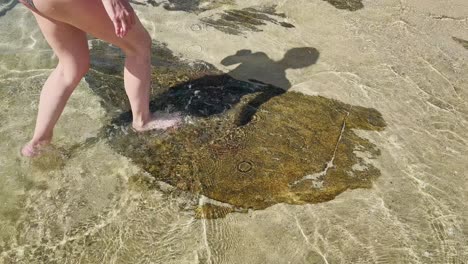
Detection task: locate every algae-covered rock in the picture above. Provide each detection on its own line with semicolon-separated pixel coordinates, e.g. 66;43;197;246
136;0;235;13
323;0;364;11
453;37;468;50
201;5;295;36
107;91;385;215
86;41;386;218
131;2;294;35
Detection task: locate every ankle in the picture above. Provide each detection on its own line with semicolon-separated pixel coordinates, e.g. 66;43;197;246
132;113;151;128
30;134;53;146
29;139;51;147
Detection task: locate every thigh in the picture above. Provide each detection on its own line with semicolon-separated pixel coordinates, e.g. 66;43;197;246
33;13;89;64
33;0;150;55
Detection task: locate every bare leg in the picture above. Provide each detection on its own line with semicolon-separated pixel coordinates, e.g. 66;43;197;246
123;44;181;132
22;0;181;156
21;16;89;157
33;0;181;131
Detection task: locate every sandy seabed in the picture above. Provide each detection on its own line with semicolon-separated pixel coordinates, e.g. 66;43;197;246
0;0;467;263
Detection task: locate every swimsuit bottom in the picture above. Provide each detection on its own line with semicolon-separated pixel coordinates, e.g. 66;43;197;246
19;0;37;12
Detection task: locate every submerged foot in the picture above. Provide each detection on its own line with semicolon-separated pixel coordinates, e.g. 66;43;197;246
132;111;183;132
20;140;51;158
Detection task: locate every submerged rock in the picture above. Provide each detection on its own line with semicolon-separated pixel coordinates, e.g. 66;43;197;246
85;40;386;218
160;0;235;13
322;0;364;11
131;0;235;13
200;5;295;36
0;0;17;17
129;2;294;35
453;37;468;50
107;91;385;218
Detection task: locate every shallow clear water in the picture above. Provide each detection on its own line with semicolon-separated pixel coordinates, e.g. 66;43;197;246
1;0;468;263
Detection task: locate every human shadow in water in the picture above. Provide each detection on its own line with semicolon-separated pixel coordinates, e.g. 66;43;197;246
220;48;319;125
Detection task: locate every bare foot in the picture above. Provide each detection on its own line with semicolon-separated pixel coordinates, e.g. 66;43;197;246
132;111;183;132
21;140;50;158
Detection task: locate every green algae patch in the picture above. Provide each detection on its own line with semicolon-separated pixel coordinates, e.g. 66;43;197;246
453;37;468;50
201;5;295;36
323;0;363;11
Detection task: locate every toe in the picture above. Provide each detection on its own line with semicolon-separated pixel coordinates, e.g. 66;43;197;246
21;144;36;158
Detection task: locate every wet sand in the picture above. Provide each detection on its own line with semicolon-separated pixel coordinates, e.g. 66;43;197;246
0;0;467;263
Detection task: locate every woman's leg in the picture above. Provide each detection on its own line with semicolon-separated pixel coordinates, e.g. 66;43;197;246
22;15;90;157
33;0;181;131
22;0;181;156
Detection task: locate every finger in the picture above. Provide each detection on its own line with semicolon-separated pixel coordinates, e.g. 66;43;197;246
123;11;132;34
119;26;124;38
119;24;124;37
118;20;124;38
118;15;126;38
121;18;127;37
113;20;121;37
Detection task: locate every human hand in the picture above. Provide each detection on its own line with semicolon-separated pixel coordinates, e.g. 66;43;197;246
102;0;136;38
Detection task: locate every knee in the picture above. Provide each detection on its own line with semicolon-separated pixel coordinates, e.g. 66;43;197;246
73;58;90;80
124;30;152;58
58;56;90;87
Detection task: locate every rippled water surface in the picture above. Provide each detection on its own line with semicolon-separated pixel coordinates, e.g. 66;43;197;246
1;0;468;263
